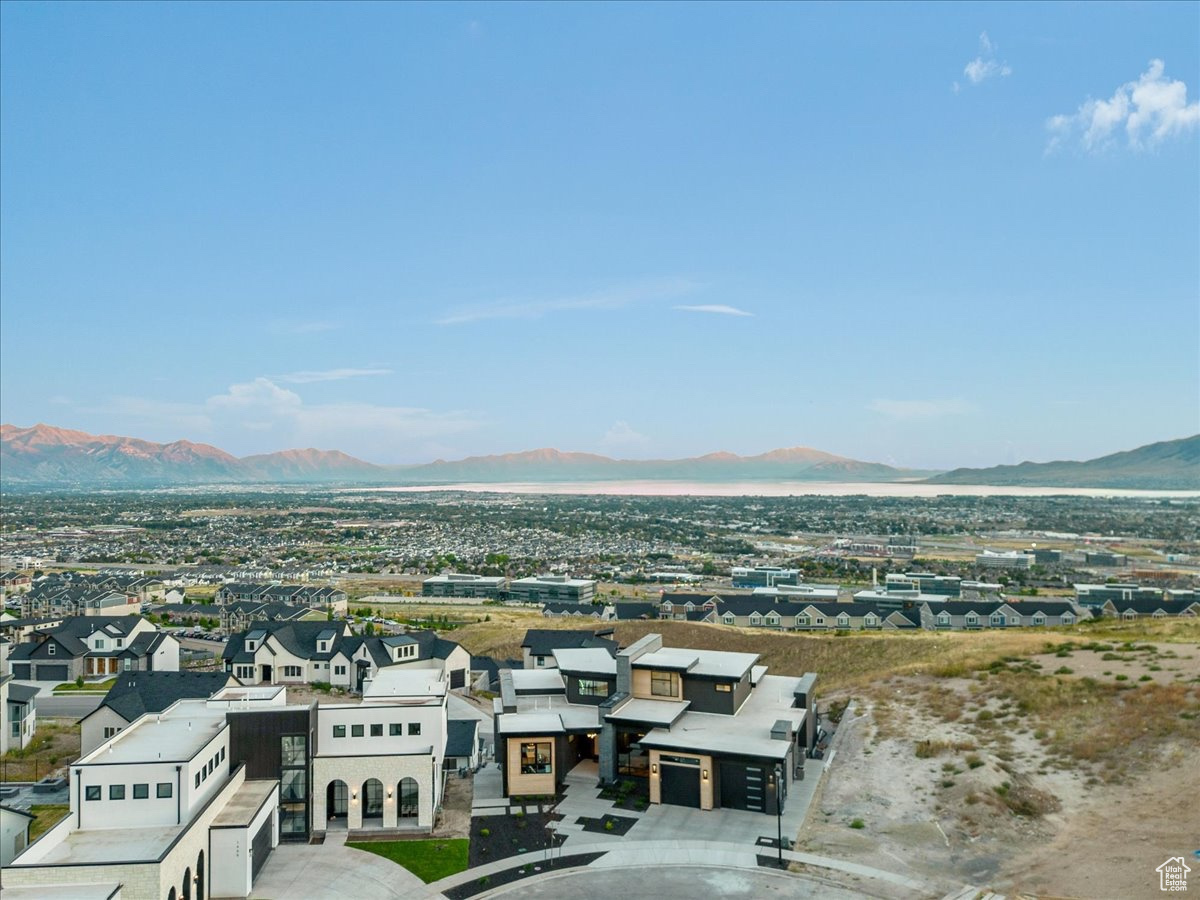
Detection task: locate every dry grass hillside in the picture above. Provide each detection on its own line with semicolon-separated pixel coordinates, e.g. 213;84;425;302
451;612;1200;693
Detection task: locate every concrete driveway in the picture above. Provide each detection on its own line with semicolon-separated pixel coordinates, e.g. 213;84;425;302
251;836;427;900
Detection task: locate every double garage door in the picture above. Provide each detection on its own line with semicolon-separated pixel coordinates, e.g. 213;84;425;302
15;663;68;681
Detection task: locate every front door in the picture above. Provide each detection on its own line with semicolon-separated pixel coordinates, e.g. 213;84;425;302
261;665;273;683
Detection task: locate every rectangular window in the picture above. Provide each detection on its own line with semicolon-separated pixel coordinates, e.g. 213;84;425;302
577;678;610;698
715;683;732;692
408;722;421;736
104;726;118;739
650;670;678;698
520;741;552;775
281;735;305;767
157;783;173;798
351;724;364;737
85;785;101;801
389;724;402;736
370;723;383;737
110;784;125;800
133;783;149;799
195;772;201;788
48;644;55;655
333;725;346;738
335;665;346;675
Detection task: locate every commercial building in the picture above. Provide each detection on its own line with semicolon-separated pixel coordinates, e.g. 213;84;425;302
1084;551;1129;568
1074;583;1164;608
730;566;801;588
884;572;962;598
422;573;507;600
975;550;1035;570
508;575;596;605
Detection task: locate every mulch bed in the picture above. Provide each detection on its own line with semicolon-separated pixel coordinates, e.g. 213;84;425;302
444;852;606;899
469;809;564;868
598;779;650;812
576;814;638;836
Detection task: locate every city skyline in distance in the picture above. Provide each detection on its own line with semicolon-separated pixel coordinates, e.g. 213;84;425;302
1;3;1197;469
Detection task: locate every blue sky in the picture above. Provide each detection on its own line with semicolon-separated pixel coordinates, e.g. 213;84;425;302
2;1;1197;469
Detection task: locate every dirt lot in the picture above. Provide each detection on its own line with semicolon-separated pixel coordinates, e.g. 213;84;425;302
1027;640;1200;687
798;652;1200;900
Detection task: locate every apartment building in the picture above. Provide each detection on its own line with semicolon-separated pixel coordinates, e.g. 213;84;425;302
921;600;1082;630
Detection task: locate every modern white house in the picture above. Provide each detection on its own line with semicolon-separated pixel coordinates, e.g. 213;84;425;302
0;804;35;867
312;668;449;834
4;697;281;900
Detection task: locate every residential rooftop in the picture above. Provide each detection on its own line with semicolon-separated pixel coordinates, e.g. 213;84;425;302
552;647;618;675
634;647;759;679
80;698;226;766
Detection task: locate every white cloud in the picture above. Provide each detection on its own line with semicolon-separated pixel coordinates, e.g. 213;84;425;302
673;304;754;317
868;398;975;421
601;420;648;447
274;367;393;384
436;278;697;325
959;31;1011;89
1047;59;1200;153
103;378;480;458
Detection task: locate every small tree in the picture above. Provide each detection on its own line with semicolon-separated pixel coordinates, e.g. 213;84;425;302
75;675;84;689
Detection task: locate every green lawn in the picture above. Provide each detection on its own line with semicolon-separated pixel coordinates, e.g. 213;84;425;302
29;804;70;841
347;839;469;883
54;678;117;692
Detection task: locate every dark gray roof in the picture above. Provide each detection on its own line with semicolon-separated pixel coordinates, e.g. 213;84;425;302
1108;598;1198;615
611;603;659;620
7;683;39;704
446;719;479;758
90;671;232;724
520;629;618;658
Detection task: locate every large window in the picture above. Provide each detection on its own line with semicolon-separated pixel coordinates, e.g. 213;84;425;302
280;735;308;838
520;741;552;775
398;777;419;818
577;678;609;698
650;670;678;698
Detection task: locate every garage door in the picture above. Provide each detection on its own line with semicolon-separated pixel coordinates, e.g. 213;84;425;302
12;663;31;679
251;815;274;881
449;668;465;690
35;664;68;682
719;761;765;812
660;763;701;809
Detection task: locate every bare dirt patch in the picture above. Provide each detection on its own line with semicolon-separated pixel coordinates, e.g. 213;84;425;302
798;654;1200;896
1028;640;1200;687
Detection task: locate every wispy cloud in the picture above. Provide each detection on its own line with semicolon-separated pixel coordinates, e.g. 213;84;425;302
1046;59;1200;153
268;319;340;335
435;278;697;325
103;377;480;459
674;304;753;317
601;420;648;447
954;31;1011;92
868;398;975;421
274;368;393;384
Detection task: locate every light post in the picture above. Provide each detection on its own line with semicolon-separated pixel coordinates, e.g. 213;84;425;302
775;763;783;865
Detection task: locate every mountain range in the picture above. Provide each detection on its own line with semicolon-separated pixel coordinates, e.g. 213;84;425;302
927;434;1200;491
1;423;1196;490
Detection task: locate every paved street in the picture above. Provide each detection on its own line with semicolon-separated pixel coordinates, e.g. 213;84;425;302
484;864;868;899
37;694;103;719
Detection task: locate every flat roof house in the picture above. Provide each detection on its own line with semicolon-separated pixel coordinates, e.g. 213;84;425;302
80;670;237;756
5;698;281;900
494;633;818;817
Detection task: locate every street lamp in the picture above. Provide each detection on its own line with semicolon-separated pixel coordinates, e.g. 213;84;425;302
774;764;783;865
